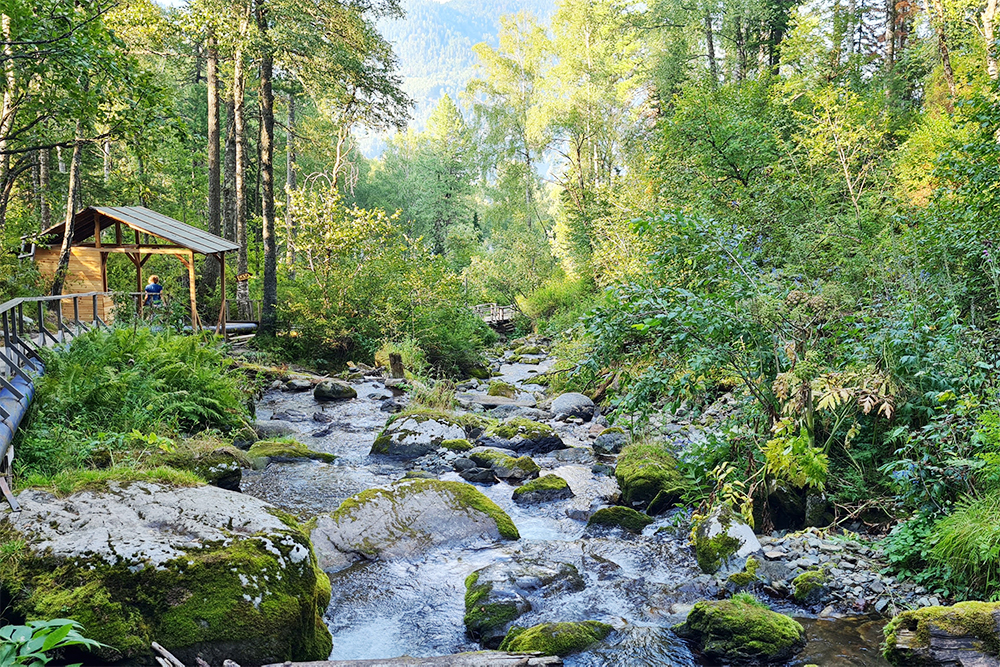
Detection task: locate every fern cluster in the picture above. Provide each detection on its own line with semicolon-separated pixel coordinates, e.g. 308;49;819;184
15;327;248;479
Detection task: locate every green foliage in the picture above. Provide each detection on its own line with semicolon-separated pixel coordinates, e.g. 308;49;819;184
926;492;1000;600
0;619;104;667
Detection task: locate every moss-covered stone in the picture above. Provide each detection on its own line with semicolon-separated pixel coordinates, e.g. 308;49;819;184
673;597;805;664
615;443;690;514
155;440;248;491
692;506;751;575
469;449;540;481
487;381;518;398
0;488;332;666
441;438;474;452
464;572;527;646
469;366;492;380
726;555;761;590
512;474;573;505
599;427;626;436
792;569;829;604
498;621;612;656
587;506;653;533
247;439;336;468
883;602;1000;665
514;345;544;356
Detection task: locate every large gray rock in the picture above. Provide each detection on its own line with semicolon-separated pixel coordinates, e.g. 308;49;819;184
0;482;331;665
311;479;519;572
693;505;762;576
489;405;554;421
551;392;596;420
370;415;467;458
464;557;585;648
885;602;1000;666
254;419;298;439
479;418;567;455
313;379;357;401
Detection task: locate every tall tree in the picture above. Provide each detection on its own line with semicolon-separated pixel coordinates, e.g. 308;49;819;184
204;27;222;291
257;0;277;336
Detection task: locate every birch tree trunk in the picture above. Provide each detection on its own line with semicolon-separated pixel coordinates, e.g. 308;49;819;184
0;12;16;232
51;122;83;296
233;9;251;320
985;0;999;79
39;147;50;229
223;96;236;242
285;93;296;272
204;28;221;292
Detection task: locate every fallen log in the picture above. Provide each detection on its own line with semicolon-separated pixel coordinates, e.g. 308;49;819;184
261;652;562;667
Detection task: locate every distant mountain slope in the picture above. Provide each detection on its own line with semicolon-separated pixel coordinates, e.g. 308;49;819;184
363;0;555;154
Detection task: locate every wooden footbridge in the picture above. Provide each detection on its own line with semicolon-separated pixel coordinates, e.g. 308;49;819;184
473;303;517;333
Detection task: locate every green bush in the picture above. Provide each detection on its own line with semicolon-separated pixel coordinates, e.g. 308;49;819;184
926;492;1000;599
520;274;601;333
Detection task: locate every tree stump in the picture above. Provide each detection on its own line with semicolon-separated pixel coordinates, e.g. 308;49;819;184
389;352;405;379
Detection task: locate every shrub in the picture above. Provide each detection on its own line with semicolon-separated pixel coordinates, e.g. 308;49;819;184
926;491;1000;599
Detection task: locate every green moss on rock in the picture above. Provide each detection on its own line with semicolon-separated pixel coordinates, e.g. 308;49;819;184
883;601;1000;665
498;621;612;656
469;450;540;477
726;555;761;589
587;506;653;533
464;572;524;642
599;427;625;436
0;510;332;665
615;443;690;514
247;439;335;465
514;345;544;356
693;507;744;575
487;381;518;398
441;438;474;452
674;597;805;664
487;418;557;442
792;569;829;603
514;474;570;496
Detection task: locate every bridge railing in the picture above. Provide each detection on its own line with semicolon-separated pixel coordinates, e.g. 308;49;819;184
473;303;517;323
0;291;113;512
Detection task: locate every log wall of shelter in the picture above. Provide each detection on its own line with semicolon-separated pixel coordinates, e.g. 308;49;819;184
33;248;112;322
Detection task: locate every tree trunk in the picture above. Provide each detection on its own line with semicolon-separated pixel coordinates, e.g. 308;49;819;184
223;95;236;242
930;0;957;105
102;139;111;182
985;0;999;79
285;93;296;272
233;10;251;320
0;12;16;232
704;8;719;84
39;147;50;229
257;0;277;337
205;29;221;292
885;0;896;69
51;123;83;296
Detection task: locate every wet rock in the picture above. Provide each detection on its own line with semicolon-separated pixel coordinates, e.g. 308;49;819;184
464;559;585;649
805;492;831;527
592;428;628;455
615;443;689;514
489;405;553;421
550;393;595;420
460;467;499;484
371;415;467;458
674;597;805;664
793;569;831;605
247;440;336;469
488;381;518;398
586;506;653;534
468;447;540;482
272;409;310;422
479;418;566;455
311;479;519;571
380;397;405;413
457;393;537;409
313;379;357;401
693;506;761;575
0;482;332;665
512;475;574;505
884;601;1000;666
285;378;313;391
254;419;297;439
498;621;612;656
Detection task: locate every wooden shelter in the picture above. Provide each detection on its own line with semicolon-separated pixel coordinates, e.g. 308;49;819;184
30;206;239;330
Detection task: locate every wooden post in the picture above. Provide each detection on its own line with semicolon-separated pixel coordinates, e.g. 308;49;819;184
389;352;405;379
186;250;199;330
135;252;143;318
218;253;227;341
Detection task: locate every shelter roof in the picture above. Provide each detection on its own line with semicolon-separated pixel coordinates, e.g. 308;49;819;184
37;206;239;255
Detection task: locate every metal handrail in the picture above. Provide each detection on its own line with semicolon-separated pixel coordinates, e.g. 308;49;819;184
0;291;114;512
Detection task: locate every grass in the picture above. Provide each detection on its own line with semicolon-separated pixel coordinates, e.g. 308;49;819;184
928;491;1000;598
20;466;204;496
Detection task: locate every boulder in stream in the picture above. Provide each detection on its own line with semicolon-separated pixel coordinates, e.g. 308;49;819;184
464;559;585;648
513;475;574;505
370;411;471;458
247;439;336;469
499;621;612;656
550;393;595;420
693;506;761;576
311;479;519;572
615;443;690;514
673;597;805;664
586;506;653;534
593;428;628;455
480;418;566;455
883;601;1000;666
0;482;332;665
313;379;358;401
468;447;541;482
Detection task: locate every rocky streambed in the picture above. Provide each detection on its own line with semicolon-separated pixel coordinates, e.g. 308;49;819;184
238;341;903;666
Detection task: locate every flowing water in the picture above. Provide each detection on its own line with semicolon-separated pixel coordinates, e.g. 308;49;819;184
242;361;891;666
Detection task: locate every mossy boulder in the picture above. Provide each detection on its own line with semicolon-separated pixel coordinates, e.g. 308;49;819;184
155;443;247;491
513;475;574;505
615;443;690;514
499;621;612;656
0;482;332;665
514;344;544;356
725;555;761;591
370;413;467;458
593;428;628;455
692;505;761;575
247;439;336;469
469;366;492;380
482;417;566;455
311;479;519;572
313;379;357;401
468;447;541;482
464;559;585;649
441;438;474;452
587;506;653;533
792;569;830;605
883;601;1000;666
674;597;806;664
487;381;518;398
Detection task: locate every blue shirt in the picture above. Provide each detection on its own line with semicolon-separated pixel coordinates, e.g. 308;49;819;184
144;282;163;305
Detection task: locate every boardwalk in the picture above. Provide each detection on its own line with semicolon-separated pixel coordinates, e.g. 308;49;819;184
473;303;517;332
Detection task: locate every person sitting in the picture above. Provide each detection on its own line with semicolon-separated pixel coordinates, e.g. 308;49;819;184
144;275;163;308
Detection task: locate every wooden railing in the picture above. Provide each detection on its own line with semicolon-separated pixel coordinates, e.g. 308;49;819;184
0;291;114;512
473;303;517;323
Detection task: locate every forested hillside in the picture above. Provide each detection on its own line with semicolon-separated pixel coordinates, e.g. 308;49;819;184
6;0;1000;638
